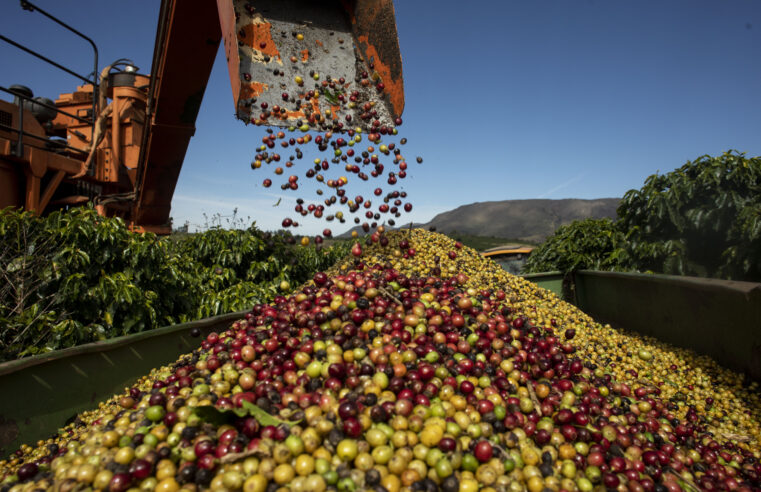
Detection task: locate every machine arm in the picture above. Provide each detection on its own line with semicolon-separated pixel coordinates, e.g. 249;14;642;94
131;0;223;233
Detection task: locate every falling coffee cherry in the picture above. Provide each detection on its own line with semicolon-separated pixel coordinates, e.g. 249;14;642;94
246;58;426;240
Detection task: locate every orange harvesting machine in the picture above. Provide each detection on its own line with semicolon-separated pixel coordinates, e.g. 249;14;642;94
0;0;404;233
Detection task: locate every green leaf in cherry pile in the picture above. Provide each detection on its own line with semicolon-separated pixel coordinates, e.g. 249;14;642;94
191;401;301;428
240;400;301;427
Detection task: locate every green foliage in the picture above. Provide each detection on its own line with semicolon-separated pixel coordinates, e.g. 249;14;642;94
524;151;761;282
0;207;347;362
522;219;624;274
175;226;348;319
0;207;194;360
616;151;761;281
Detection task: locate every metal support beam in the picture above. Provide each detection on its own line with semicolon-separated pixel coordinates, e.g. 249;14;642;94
24;171;40;212
38;169;65;212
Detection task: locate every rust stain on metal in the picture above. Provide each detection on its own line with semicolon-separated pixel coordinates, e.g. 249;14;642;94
240;81;268;100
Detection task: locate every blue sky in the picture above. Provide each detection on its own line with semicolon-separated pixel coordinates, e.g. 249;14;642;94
2;1;760;234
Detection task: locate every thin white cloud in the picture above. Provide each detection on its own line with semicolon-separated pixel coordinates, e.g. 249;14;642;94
537;173;586;198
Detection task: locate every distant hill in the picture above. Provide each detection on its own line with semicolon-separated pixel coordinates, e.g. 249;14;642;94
423;198;620;243
339;198;620;244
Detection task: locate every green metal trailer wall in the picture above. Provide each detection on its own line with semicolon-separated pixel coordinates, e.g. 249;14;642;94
573;270;761;381
0;311;247;459
521;271;564;297
520;270;761;381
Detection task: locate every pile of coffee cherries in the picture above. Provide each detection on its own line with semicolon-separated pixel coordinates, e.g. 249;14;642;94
2;229;760;492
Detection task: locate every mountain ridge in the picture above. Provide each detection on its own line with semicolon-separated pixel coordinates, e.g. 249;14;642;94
339;198;620;243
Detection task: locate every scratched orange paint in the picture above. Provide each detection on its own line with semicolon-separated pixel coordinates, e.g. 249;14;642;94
308;98;321;119
283;109;306;119
239;67;347;123
241;22;281;59
282;97;321;121
357;34;404;116
240;82;268;100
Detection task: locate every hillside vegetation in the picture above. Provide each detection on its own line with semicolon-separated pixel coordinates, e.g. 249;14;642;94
422;198;619;243
338;199;618;245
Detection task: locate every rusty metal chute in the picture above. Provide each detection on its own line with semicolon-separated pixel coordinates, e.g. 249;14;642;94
219;0;404;127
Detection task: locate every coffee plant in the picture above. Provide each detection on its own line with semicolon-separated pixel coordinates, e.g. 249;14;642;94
616;150;761;281
0;207;347;362
524;151;761;282
522;219;624;275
